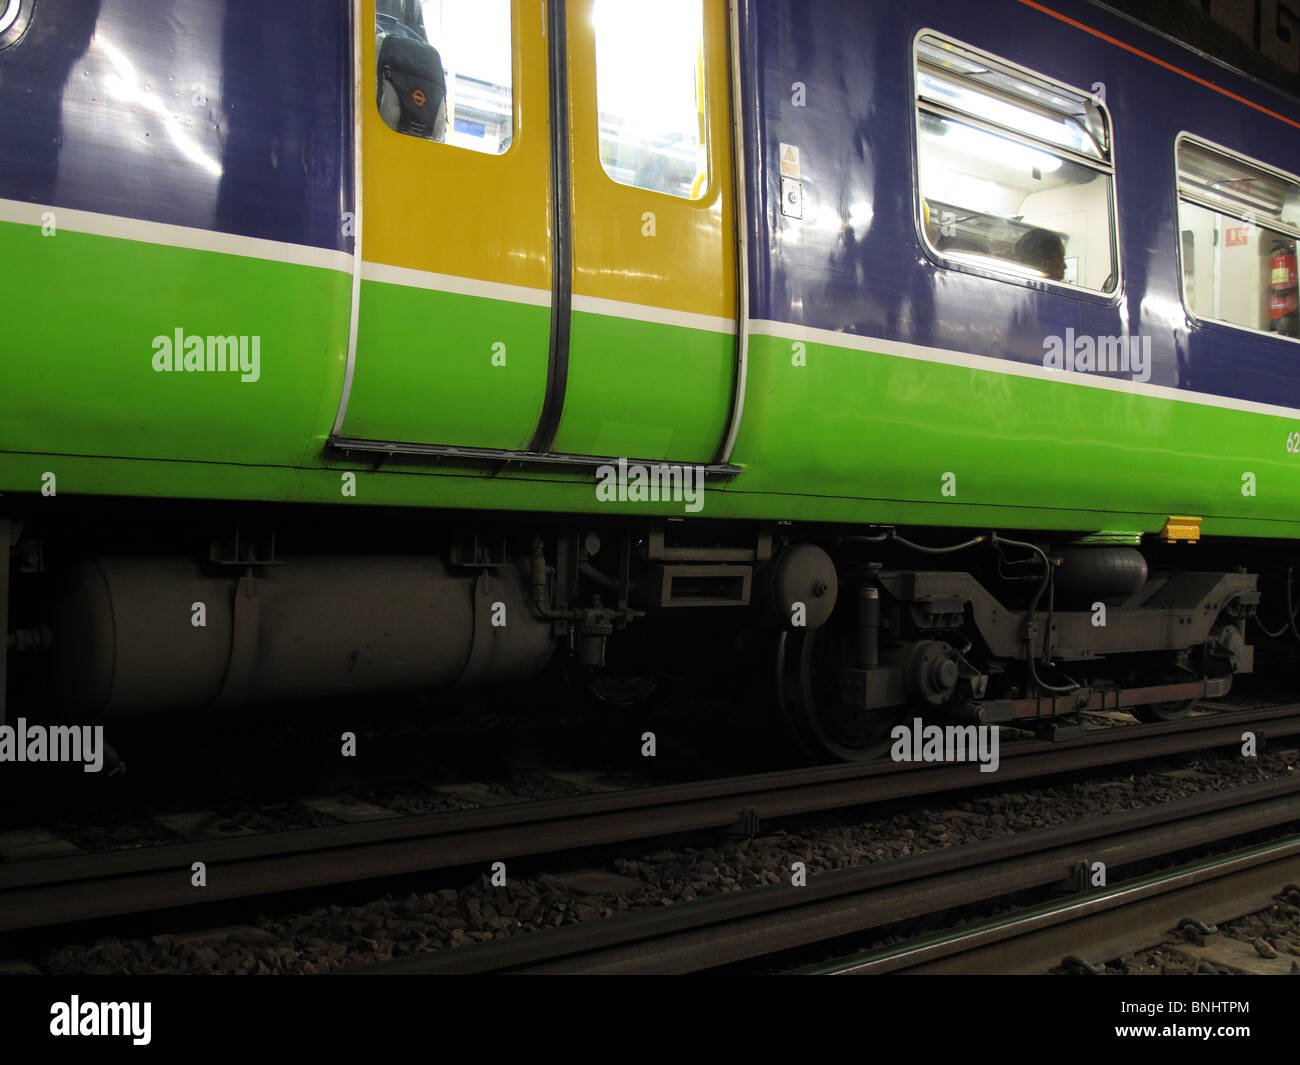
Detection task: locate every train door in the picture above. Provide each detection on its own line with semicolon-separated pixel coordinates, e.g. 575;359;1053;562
334;0;552;452
334;0;738;464
550;0;737;462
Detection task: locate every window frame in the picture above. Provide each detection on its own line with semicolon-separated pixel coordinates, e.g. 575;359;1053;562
372;0;519;158
1173;131;1300;346
590;0;714;204
910;28;1123;302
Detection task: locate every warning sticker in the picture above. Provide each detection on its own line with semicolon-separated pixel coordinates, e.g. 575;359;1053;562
780;143;800;179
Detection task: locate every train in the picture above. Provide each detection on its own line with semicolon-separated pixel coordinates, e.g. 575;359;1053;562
3;0;1299;761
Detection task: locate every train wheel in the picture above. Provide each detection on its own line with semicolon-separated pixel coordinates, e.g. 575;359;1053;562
1130;697;1197;723
1130;671;1200;723
773;629;910;762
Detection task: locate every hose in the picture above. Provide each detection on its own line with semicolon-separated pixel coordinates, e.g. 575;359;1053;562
991;533;1079;694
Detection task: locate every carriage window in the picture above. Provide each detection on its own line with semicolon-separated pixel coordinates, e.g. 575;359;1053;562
375;0;513;154
1177;137;1300;338
914;33;1117;293
594;0;708;200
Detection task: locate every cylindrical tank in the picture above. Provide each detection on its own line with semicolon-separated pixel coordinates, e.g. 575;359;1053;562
1270;239;1299;338
1054;546;1148;606
46;556;555;714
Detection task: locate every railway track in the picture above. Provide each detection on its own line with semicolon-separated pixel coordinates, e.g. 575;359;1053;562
2;704;1297;937
346;774;1300;974
799;835;1300;975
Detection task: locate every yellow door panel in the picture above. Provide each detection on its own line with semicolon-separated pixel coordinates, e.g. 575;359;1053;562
552;0;738;461
567;0;735;317
340;0;554;450
360;0;550;288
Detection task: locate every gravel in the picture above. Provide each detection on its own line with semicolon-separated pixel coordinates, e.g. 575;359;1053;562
34;744;1300;975
1107;897;1300;975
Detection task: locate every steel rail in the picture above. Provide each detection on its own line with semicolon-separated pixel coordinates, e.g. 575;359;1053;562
1;705;1297;935
350;775;1300;974
804;835;1300;974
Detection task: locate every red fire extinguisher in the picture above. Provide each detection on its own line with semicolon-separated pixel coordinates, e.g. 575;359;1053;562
1271;240;1298;337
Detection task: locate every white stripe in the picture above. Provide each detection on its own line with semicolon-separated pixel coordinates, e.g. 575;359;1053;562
0;197;352;274
572;293;736;335
331;0;365;439
357;266;735;332
361;260;551;307
750;318;1300;419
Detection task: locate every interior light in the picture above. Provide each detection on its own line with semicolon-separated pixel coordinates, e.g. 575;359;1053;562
593;0;702;139
1283;186;1300;228
931;121;1062;175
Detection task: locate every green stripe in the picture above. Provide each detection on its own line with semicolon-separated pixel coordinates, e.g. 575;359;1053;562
551;310;734;460
0;220;349;466
6;221;1300;541
731;333;1300;533
7;447;1300;538
343;278;550;450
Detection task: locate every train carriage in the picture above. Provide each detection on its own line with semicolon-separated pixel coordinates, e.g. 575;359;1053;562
2;0;1297;759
